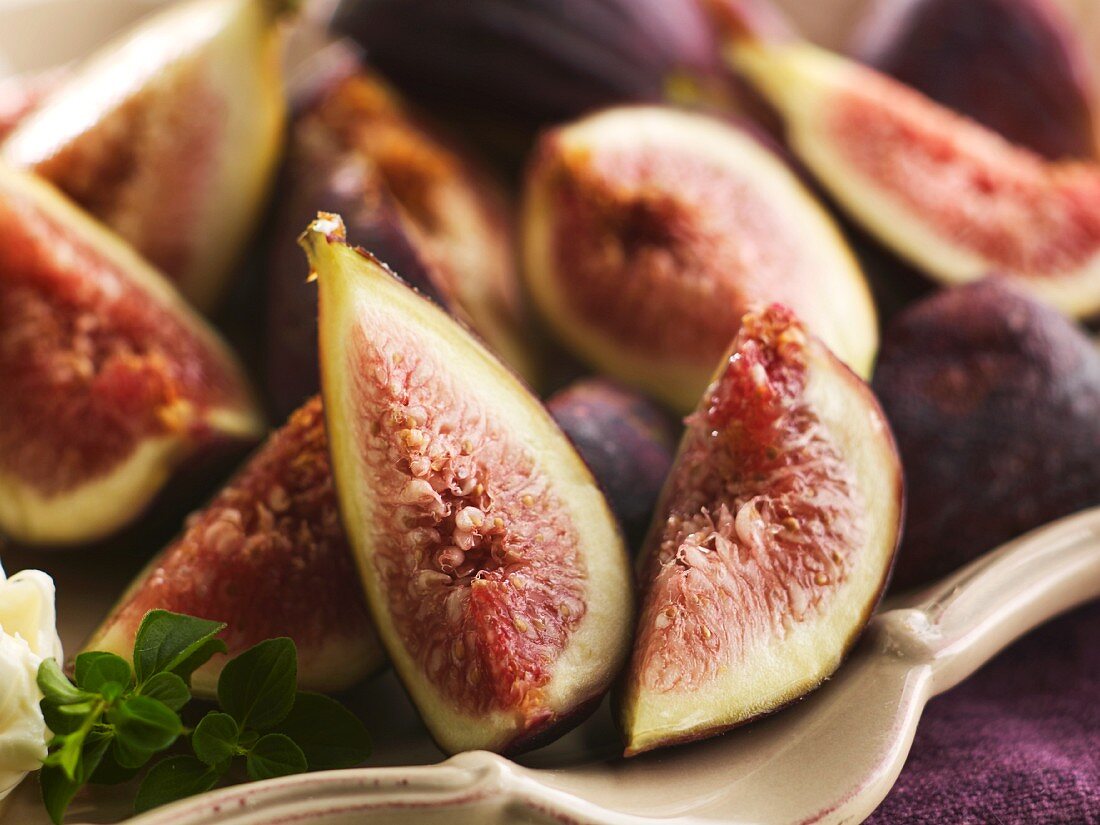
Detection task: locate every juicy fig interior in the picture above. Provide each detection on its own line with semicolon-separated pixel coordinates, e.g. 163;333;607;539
621;305;901;756
310;217;632;755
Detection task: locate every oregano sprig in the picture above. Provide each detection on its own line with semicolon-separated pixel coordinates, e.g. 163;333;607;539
37;611;372;823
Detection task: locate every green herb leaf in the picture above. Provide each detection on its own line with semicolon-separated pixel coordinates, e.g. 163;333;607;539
88;746;141;786
107;696;182;753
40;699;83;736
245;734;307;781
139;672;190;712
132;611;227;684
217;638;296;731
111;735;157;771
74;651;132;693
133;756;222;815
40;733;111;825
274;692;372;770
192;712;239;767
37;659;88;705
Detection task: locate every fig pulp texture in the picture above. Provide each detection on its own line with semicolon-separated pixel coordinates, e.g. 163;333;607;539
88;397;383;697
854;0;1099;160
266;69;535;419
0;163;263;547
309;215;633;755
620;305;902;756
547;378;679;550
873;281;1100;590
711;4;1100;318
523;106;877;413
1;0;289;312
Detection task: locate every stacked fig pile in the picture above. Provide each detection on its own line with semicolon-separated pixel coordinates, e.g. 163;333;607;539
2;0;1099;764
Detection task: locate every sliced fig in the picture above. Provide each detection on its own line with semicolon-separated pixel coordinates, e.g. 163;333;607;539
620;305;902;757
853;0;1099;160
873;281;1100;590
0;162;264;547
709;3;1100;318
266;69;536;419
1;0;290;312
87;397;383;697
308;215;633;755
523;105;877;412
547;378;679;550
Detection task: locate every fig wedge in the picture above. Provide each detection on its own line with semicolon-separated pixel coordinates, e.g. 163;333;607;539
308;215;633;755
0;163;263;547
620;305;902;757
1;0;290;312
709;1;1100;317
87;397;383;697
523;106;877;412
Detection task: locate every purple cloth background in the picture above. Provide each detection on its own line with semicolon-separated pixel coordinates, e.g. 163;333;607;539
867;601;1100;823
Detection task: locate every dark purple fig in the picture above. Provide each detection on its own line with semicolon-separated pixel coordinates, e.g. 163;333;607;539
873;280;1100;591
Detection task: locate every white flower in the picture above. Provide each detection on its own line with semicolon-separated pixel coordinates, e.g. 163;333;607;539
0;562;63;802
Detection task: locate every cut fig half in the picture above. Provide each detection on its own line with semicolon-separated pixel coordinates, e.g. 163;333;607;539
87;397;383;697
308;215;633;755
620;305;902;757
709;3;1100;317
1;0;290;312
0;162;264;547
523;106;877;412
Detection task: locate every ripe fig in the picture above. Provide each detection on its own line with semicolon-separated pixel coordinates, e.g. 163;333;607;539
0;162;264;547
1;0;290;312
620;305;902;757
853;0;1099;160
522;105;877;412
546;378;679;550
709;4;1100;318
266;69;536;420
307;215;633;755
873;281;1100;591
87;397;383;697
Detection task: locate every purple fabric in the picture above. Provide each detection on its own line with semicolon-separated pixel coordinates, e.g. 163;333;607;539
867;601;1100;823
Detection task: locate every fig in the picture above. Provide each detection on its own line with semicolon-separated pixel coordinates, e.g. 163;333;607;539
0;162;264;547
620;305;903;757
522;105;877;412
266;69;536;419
853;0;1099;160
1;0;290;312
546;378;679;549
332;0;733;159
710;3;1100;318
87;397;383;697
307;215;633;755
872;280;1100;590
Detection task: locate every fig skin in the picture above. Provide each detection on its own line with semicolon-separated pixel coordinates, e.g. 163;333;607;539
0;162;264;547
522;105;877;413
853;0;1099;160
86;397;384;697
547;378;679;550
308;215;633;756
873;280;1100;591
1;0;290;313
620;305;902;757
265;68;536;420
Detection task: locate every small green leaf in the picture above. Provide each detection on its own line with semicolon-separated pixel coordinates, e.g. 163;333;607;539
133;756;222;815
245;734;307;781
74;652;131;693
88;746;141;786
111;734;156;770
40;700;83;736
139;672;190;712
107;696;182;753
192;712;239;767
274;692;372;770
217;638;296;731
132;611;227;684
37;659;89;705
40;733;110;824
55;729;88;782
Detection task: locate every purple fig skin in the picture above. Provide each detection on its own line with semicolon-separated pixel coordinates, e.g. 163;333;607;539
547;378;680;550
872;280;1100;591
853;0;1099;160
